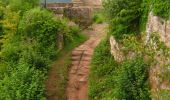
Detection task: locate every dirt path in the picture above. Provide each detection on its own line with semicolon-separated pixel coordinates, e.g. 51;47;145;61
66;23;107;100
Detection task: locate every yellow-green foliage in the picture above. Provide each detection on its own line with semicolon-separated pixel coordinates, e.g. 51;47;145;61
0;1;86;99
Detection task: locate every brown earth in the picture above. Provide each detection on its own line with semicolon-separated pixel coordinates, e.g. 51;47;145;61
45;23;107;100
45;51;71;100
66;23;107;100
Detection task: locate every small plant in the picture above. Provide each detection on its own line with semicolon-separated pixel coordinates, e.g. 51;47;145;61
92;12;105;24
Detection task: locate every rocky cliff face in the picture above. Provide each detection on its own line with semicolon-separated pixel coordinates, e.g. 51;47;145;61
146;12;170;99
109;11;170;98
146;12;170;47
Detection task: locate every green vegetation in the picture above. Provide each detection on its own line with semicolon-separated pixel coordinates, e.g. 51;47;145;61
113;57;150;100
89;39;118;99
92;11;105;24
103;0;170;40
103;0;142;40
0;0;86;99
89;38;151;99
152;0;170;20
90;0;170;99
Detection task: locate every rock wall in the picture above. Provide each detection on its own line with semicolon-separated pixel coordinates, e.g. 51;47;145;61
146;12;170;98
110;36;124;62
146;12;170;47
47;0;102;28
63;7;93;28
109;11;170;98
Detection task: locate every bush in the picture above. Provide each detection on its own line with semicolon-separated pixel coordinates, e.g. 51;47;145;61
89;39;151;100
152;0;170;20
19;8;58;47
89;33;156;99
9;0;39;13
103;0;142;40
0;6;86;99
0;63;45;100
113;57;151;100
92;12;105;24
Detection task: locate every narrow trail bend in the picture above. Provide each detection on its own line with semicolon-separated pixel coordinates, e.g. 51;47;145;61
66;23;107;100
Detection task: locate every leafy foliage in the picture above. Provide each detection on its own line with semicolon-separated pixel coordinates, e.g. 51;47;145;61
9;0;39;14
89;39;118;99
152;0;170;20
113;57;151;100
103;0;142;40
90;0;170;99
89;38;151;100
0;1;85;99
92;11;105;24
103;0;170;40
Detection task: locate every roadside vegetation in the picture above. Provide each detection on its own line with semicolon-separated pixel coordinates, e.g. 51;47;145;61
89;0;170;99
92;11;105;24
0;0;87;99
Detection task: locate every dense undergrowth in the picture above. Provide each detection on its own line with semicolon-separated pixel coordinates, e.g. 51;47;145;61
152;0;170;20
89;38;151;100
0;0;86;99
103;0;170;40
89;0;170;99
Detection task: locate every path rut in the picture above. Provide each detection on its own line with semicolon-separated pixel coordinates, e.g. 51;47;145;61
66;23;107;100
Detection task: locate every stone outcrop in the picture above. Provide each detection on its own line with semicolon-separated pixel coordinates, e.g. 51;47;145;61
109;11;170;98
146;12;170;98
110;36;124;62
146;12;170;47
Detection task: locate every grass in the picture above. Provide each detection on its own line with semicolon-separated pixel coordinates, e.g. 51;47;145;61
92;11;105;24
89;39;118;99
89;38;151;100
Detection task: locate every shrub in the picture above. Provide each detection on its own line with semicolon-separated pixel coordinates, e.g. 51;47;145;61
9;0;39;13
19;8;58;47
103;0;142;40
92;12;105;24
113;57;151;100
89;39;151;100
0;5;85;99
152;0;170;20
0;63;45;100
